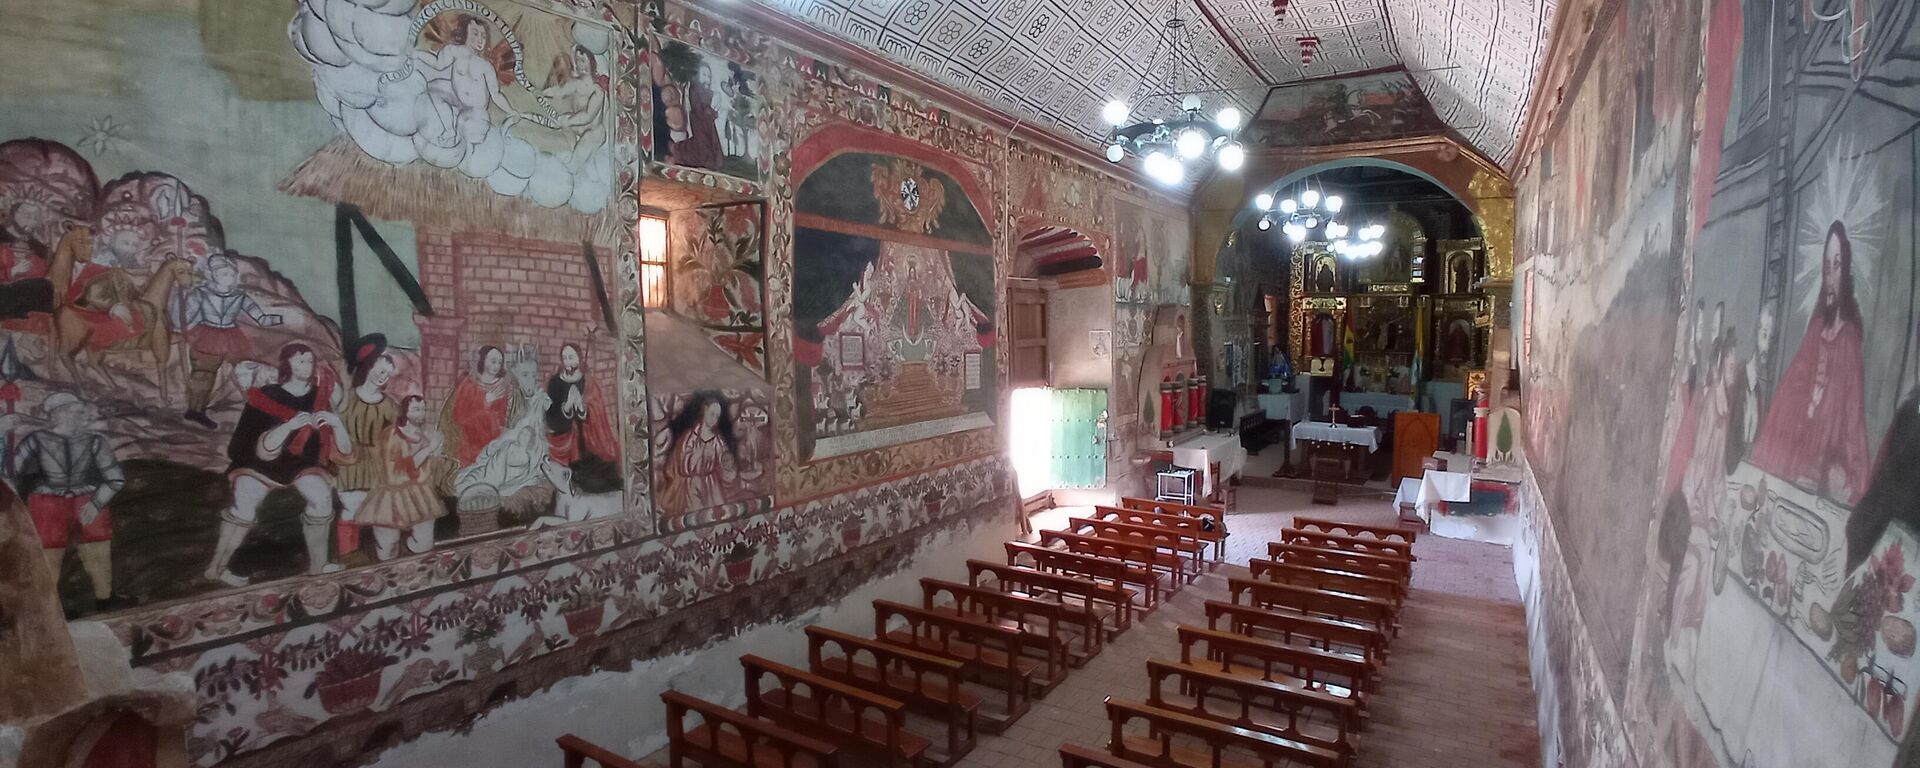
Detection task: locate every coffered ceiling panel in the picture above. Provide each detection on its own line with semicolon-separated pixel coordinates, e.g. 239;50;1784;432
753;0;1556;167
1385;0;1557;163
758;0;1269;144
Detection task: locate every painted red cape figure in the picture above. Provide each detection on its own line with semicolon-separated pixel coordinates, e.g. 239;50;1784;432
447;374;513;466
1747;306;1871;503
544;365;620;468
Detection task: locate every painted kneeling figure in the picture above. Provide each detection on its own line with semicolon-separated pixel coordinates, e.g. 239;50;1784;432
357;395;447;560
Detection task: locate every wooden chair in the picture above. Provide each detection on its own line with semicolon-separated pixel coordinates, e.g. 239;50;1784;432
873;600;1033;730
1058;743;1160;768
1091;505;1227;561
921;578;1071;688
1248;558;1405;609
741;655;930;768
1105;697;1343;768
1177;624;1374;701
1266;542;1411;586
1145;659;1357;764
1064;517;1208;581
1280;528;1416;562
1291;515;1417;544
662;689;840;768
1229;578;1398;639
1204;600;1388;668
1006;541;1158;614
965;560;1117;652
557;734;643;768
1037;529;1185;594
805;626;977;766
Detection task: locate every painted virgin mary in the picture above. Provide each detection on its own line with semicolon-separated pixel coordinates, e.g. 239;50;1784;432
1748;220;1872;503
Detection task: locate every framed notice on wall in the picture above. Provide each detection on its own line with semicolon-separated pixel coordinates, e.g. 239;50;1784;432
965;352;982;389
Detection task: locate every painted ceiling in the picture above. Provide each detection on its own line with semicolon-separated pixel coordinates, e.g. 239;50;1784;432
753;0;1555;165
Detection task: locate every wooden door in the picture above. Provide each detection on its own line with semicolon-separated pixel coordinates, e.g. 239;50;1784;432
1008;281;1048;388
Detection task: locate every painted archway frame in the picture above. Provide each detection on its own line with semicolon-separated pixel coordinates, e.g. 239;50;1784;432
766;119;1010;503
1192;136;1517;288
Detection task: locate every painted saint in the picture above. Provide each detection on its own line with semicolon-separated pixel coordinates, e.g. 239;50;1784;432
333;337;401;562
441;345;525;467
543;342;620;494
204;343;351;586
1748;220;1872;503
660;391;739;515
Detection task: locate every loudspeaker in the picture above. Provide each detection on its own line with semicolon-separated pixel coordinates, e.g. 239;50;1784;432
1207;389;1237;430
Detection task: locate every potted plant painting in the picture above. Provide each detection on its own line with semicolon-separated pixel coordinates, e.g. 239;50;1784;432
723;541;757;584
310;646;397;716
559;585;609;638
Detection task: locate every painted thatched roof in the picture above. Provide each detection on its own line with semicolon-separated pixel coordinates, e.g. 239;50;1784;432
280;137;620;247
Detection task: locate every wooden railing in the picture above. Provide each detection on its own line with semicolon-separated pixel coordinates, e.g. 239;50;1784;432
1229;577;1399;638
1145;658;1357;763
1248;558;1405;608
1177;624;1373;701
1105;696;1343;768
1005;540;1158;612
1291;515;1416;543
1203;599;1388;668
1090;505;1226;561
742;655;926;768
556;734;643;768
1265;541;1411;585
805;625;976;762
921;578;1069;687
874;599;1032;726
1280;528;1416;562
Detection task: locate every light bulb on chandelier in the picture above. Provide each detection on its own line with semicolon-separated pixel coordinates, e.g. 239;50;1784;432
1177;128;1207;159
1257;215;1272;231
1103;100;1130;126
1218;142;1245;171
1279;199;1297;214
1300;189;1321;209
1255;192;1274;211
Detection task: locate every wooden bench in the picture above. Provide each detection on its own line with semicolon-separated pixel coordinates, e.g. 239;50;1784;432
742;655;930;768
805;626;976;766
1280;528;1416;562
1229;578;1398;639
557;734;643;768
1006;541;1159;613
1292;515;1417;544
1266;542;1411;586
1037;529;1185;594
874;600;1033;730
1058;743;1160;768
1177;624;1374;701
1249;558;1405;609
663;689;841;768
1065;517;1208;581
1105;697;1342;768
1145;659;1357;764
1092;505;1226;561
1118;497;1225;530
966;559;1119;649
1204;600;1388;668
921;578;1072;688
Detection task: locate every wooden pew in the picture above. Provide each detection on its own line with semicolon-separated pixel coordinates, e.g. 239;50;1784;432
1177;624;1374;701
874;600;1034;730
742;655;930;768
1145;659;1357;764
1065;516;1207;581
662;689;841;768
1266;541;1411;586
1006;541;1159;613
1105;697;1342;768
557;734;644;768
1118;497;1225;530
1249;557;1405;608
1204;600;1388;668
966;559;1120;648
806;626;977;765
1092;505;1226;561
921;578;1071;689
1280;528;1416;562
1229;577;1398;638
1037;529;1185;594
1292;515;1417;543
1058;743;1160;768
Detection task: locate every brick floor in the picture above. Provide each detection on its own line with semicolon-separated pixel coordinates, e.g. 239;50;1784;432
634;485;1541;768
969;486;1541;767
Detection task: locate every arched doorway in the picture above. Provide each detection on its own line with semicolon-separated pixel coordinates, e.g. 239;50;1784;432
1007;226;1109;498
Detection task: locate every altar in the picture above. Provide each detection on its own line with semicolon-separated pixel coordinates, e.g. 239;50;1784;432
1170;431;1247;499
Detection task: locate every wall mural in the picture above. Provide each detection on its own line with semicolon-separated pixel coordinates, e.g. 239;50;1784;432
789;149;997;462
647;22;760;179
1517;0;1920;764
646;202;772;532
1250;69;1449;148
0;0;633;622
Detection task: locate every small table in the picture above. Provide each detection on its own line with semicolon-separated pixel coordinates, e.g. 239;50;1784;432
1170;431;1247;505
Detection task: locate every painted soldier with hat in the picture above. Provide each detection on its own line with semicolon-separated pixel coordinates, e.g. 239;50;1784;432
12;391;123;605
